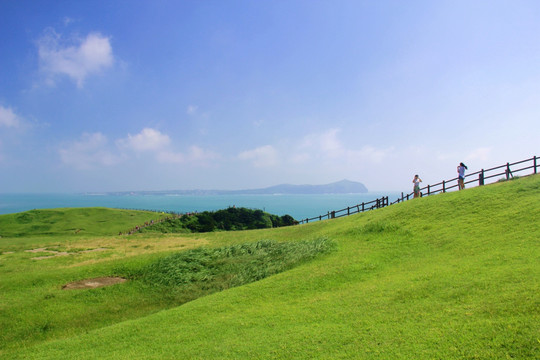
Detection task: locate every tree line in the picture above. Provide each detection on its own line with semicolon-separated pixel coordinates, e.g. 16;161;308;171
138;207;297;233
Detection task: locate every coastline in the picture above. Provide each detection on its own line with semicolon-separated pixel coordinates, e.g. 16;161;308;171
0;192;400;220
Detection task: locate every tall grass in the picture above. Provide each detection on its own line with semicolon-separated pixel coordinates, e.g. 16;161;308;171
0;233;334;353
139;238;335;287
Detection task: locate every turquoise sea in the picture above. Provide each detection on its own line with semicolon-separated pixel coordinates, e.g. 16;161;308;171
0;192;400;221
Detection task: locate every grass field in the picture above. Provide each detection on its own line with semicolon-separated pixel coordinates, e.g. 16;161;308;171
0;175;539;359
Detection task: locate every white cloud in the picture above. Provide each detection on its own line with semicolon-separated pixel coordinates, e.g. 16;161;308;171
300;128;341;156
235;129;392;177
116;128;219;166
238;145;279;167
187;145;220;162
297;128;392;164
63;17;76;26
187;105;198;115
0;106;29;163
157;146;220;164
59;128;220;171
117;128;170;152
0;106;21;128
59;132;121;170
38;29;114;88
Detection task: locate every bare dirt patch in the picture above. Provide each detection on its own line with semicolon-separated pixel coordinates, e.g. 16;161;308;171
26;247;110;260
62;277;127;290
80;247;108;253
26;248;69;260
32;254;68;260
25;248;52;253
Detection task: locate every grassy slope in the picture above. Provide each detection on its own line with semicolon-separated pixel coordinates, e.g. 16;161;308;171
2;176;539;359
0;208;201;354
0;207;170;240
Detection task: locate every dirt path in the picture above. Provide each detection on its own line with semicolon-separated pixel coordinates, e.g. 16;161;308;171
62;277;126;290
25;247;108;260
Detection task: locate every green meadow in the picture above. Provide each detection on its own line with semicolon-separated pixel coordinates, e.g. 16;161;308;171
0;175;538;359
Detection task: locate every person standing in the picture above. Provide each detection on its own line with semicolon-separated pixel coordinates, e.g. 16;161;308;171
457;162;468;190
412;175;422;198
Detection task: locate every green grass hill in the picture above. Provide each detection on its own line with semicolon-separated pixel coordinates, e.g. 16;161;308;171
0;207;169;238
0;175;538;359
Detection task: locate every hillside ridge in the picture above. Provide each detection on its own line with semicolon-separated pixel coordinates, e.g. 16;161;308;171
1;175;538;359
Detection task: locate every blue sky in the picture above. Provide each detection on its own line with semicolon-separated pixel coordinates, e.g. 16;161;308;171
1;0;539;193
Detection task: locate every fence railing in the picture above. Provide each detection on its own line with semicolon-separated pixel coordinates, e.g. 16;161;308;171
391;155;538;204
298;196;389;224
298;155;538;225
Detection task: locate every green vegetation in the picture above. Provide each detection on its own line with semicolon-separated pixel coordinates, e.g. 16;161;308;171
135;238;334;301
0;175;539;359
140;207;296;233
0;207;169;238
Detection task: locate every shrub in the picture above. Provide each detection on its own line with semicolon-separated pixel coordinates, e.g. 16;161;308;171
140;207;297;233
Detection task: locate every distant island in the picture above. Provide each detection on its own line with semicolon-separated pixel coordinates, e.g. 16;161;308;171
104;179;368;196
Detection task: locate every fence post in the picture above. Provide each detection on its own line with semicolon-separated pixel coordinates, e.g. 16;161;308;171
401;192;404;202
506;162;511;179
479;169;484;186
427;185;430;196
347;207;350;216
331;211;335;219
442;180;446;193
362;202;365;212
535;156;537;174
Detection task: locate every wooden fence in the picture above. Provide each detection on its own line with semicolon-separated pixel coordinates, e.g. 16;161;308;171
298;196;389;224
391;155;538;204
298;155;538;225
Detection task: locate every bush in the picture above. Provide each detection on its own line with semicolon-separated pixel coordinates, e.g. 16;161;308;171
140;207;297;233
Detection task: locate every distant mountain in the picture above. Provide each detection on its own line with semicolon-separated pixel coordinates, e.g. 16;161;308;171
230;180;368;195
106;180;368;196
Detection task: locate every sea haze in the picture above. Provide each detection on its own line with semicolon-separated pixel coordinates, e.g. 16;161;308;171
0;179;402;220
0;192;400;221
103;179;369;196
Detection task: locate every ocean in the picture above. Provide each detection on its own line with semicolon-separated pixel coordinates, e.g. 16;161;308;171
0;192;401;221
